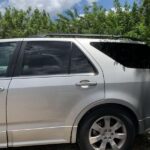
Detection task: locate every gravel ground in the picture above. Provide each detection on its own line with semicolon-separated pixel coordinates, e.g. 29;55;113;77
6;135;150;150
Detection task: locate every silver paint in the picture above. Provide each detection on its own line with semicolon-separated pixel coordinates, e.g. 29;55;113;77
0;38;149;148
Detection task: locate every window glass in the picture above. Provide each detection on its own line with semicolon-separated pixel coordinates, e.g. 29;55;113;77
21;41;71;76
91;42;150;69
0;42;17;77
70;43;96;74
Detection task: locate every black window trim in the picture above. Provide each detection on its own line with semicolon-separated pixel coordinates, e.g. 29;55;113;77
14;41;27;77
14;40;98;77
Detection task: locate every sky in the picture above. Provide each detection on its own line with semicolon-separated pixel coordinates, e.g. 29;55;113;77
0;0;135;16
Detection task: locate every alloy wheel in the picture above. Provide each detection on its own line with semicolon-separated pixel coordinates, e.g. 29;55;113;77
89;116;127;150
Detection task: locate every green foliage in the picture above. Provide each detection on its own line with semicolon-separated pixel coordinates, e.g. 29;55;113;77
0;0;149;44
0;7;55;38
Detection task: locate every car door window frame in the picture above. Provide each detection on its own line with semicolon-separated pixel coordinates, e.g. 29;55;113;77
14;41;72;77
14;40;99;77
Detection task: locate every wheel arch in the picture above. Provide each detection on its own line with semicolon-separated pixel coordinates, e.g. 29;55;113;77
71;100;143;143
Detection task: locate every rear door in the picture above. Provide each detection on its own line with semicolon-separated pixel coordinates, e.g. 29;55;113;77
0;41;21;148
7;39;104;147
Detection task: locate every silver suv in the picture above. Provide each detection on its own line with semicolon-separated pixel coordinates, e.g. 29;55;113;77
0;34;149;150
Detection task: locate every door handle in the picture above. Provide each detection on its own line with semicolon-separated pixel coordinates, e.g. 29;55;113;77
76;80;97;88
0;87;4;92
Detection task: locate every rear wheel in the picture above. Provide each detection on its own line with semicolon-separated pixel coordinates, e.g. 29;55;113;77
78;107;136;150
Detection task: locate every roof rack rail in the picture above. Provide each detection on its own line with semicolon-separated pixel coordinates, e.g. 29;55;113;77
44;33;141;41
29;33;142;41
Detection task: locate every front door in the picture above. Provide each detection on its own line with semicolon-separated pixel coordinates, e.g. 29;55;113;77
7;39;104;147
0;41;20;148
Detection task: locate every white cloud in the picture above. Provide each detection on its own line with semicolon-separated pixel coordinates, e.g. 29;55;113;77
111;7;131;12
0;0;8;14
7;0;82;16
105;7;131;15
87;0;98;5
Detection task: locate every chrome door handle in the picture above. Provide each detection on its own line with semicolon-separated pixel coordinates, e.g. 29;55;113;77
76;80;97;88
0;87;4;92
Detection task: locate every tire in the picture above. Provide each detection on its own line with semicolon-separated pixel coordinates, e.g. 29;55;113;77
78;106;136;150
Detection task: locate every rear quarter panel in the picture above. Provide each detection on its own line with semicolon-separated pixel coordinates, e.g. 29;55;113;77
76;39;150;133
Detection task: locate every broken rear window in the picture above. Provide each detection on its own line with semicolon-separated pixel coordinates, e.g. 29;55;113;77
91;42;150;69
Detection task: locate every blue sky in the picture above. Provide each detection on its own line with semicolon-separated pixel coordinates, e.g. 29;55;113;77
0;0;135;16
75;0;135;14
99;0;134;9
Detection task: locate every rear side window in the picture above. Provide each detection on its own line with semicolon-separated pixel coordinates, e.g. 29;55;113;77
20;41;97;76
91;42;150;69
21;41;71;75
0;42;17;77
70;43;97;74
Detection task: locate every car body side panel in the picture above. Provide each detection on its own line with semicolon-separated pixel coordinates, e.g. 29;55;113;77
5;38;150;147
7;39;104;147
0;79;12;148
70;39;146;143
77;39;150;131
0;40;23;148
71;98;144;143
7;75;104;147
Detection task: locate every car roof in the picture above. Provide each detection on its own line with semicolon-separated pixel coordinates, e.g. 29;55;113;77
0;33;146;45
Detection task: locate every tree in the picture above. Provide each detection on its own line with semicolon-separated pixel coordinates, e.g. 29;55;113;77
0;0;149;45
141;0;150;43
142;0;150;26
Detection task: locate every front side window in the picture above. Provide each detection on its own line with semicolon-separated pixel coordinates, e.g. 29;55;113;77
0;42;17;77
91;42;150;69
21;41;71;76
